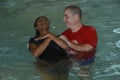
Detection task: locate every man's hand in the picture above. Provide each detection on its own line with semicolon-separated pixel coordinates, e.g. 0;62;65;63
59;35;68;41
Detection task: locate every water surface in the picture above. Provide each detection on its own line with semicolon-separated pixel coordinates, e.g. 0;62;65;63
0;0;120;80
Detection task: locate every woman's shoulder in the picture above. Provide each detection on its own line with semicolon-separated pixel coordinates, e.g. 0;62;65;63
29;37;46;46
29;37;36;43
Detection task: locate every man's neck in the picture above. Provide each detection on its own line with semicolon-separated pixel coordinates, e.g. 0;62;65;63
71;23;83;32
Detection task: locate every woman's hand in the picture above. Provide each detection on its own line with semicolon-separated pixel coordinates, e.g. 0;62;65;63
35;32;50;41
35;36;43;41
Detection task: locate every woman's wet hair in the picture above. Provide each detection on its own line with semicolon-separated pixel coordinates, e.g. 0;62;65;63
34;16;50;28
34;16;50;37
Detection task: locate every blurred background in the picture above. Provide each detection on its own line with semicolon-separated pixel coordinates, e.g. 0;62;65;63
0;0;120;80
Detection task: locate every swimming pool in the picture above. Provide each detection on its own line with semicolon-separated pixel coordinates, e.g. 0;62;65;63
0;0;120;80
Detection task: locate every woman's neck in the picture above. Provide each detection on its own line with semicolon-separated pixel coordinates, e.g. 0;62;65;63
40;31;48;37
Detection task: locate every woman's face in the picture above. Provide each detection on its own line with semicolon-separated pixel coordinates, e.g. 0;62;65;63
35;17;49;32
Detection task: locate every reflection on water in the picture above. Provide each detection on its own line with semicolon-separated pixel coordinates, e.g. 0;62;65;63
35;60;71;80
0;0;120;80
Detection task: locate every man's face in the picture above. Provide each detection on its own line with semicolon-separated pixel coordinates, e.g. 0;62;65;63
63;9;75;28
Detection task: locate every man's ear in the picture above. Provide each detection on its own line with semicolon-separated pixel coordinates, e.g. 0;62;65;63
74;14;80;20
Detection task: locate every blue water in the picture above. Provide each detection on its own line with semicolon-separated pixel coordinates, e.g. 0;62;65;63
0;0;120;80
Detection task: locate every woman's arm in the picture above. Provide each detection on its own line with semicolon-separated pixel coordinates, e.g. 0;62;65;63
29;38;51;57
41;33;68;50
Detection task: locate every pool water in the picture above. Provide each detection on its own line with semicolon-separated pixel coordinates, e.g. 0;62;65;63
0;0;120;80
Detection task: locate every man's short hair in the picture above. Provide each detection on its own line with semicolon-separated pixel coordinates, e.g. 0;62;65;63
65;5;82;19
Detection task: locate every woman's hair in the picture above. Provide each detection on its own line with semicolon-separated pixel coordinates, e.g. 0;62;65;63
34;16;50;37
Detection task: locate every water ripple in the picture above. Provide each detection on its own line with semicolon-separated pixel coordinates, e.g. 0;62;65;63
0;47;13;56
1;62;34;71
113;28;120;33
115;40;120;48
1;76;16;80
1;0;16;8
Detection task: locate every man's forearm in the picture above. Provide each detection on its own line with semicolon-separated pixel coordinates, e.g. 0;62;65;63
67;41;93;52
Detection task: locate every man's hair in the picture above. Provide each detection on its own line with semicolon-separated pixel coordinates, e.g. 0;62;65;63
65;5;82;19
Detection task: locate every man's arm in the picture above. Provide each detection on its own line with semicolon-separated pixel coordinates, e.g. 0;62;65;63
67;42;94;52
29;38;51;57
59;35;94;52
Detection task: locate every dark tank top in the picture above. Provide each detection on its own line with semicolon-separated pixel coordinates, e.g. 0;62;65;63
29;37;67;62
